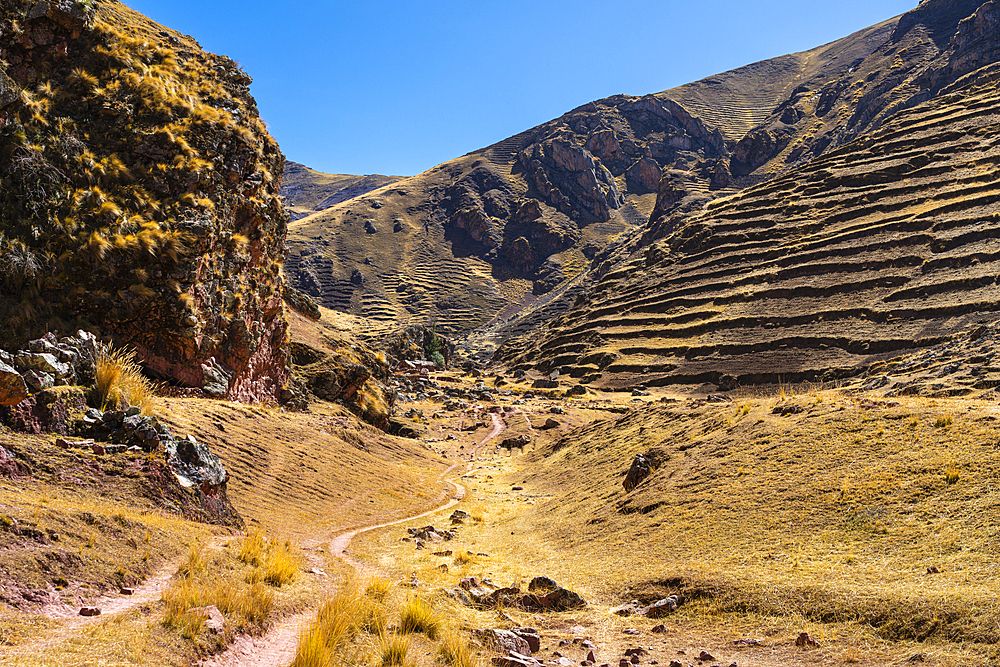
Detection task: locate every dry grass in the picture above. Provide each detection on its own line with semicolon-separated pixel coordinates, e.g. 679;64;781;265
94;344;157;415
161;533;311;648
156;397;450;538
292;576;477;667
349;388;1000;665
378;632;410;667
398;596;440;640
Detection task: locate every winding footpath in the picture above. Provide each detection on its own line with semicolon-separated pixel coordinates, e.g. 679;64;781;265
199;411;507;667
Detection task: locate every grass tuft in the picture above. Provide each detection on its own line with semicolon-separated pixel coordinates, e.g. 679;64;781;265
438;627;479;667
95;344;156;415
398;596;440;640
378;632;409;667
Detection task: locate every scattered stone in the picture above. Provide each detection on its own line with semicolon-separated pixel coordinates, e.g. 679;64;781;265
568;384;588;396
623;453;658;492
926;566;940;574
556;659;574;667
189;605;226;634
79;607;101;617
794;632;818;648
641;596;681;617
587;650;597;663
513;628;541;653
624;648;647;657
717;374;738;391
364;220;378;234
476;628;530;656
492;653;543;667
499;434;531;451
623;629;640;635
668;662;682;667
550;406;565;415
651;624;667;633
92;443;106;455
697;651;715;661
772;405;804;416
706;394;732;403
310;568;328;577
0;361;29;406
433;550;453;557
541;418;560;430
119;587;135;595
532;379;559;389
731;639;761;647
444;586;472;604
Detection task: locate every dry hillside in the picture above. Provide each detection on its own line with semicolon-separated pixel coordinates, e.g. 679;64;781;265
498;1;1000;390
281;162;402;222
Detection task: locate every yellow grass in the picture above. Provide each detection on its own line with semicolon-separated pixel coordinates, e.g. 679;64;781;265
94;344;157;415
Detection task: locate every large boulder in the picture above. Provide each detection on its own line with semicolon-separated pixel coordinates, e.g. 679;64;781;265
0;361;28;406
164;434;241;527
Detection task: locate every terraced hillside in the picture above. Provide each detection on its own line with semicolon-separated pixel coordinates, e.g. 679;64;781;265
285;0;1000;340
281;161;402;221
497;63;1000;389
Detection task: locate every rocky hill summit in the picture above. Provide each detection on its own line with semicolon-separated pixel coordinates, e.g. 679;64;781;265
497;0;1000;390
0;0;289;402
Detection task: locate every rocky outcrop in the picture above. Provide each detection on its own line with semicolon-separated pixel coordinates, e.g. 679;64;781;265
0;0;290;404
381;324;455;368
519;139;623;223
164;433;240;526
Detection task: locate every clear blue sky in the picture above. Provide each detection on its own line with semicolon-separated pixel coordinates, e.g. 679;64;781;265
126;0;916;177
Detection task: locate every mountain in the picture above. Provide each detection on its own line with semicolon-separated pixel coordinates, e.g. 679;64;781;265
0;0;289;401
497;0;1000;389
282;1;985;341
281;161;403;221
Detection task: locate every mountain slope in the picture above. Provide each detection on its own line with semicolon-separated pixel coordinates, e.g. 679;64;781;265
497;59;1000;388
281;6;917;337
281;161;402;221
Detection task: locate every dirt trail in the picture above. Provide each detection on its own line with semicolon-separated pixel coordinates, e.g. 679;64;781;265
7;536;227;659
200;412;506;667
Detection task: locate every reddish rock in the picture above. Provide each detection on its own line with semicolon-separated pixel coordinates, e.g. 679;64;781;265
79;607;101;617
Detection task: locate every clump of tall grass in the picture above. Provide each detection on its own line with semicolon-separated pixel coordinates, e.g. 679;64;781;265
438;627;479;667
398;596;440;639
291;583;366;667
239;529;302;587
94;344;156;415
379;633;410;667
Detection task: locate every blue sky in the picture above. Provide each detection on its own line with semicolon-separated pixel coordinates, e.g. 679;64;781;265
126;0;916;177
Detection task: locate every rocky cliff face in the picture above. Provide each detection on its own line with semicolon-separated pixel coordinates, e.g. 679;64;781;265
0;0;290;402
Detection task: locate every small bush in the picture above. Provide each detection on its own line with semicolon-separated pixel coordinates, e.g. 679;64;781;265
365;576;393;602
934;416;953;428
237;529;267;567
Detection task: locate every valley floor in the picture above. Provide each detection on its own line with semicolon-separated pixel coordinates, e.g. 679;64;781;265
2;375;998;666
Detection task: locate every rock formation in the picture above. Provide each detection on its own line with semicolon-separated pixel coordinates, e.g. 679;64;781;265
0;0;289;402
